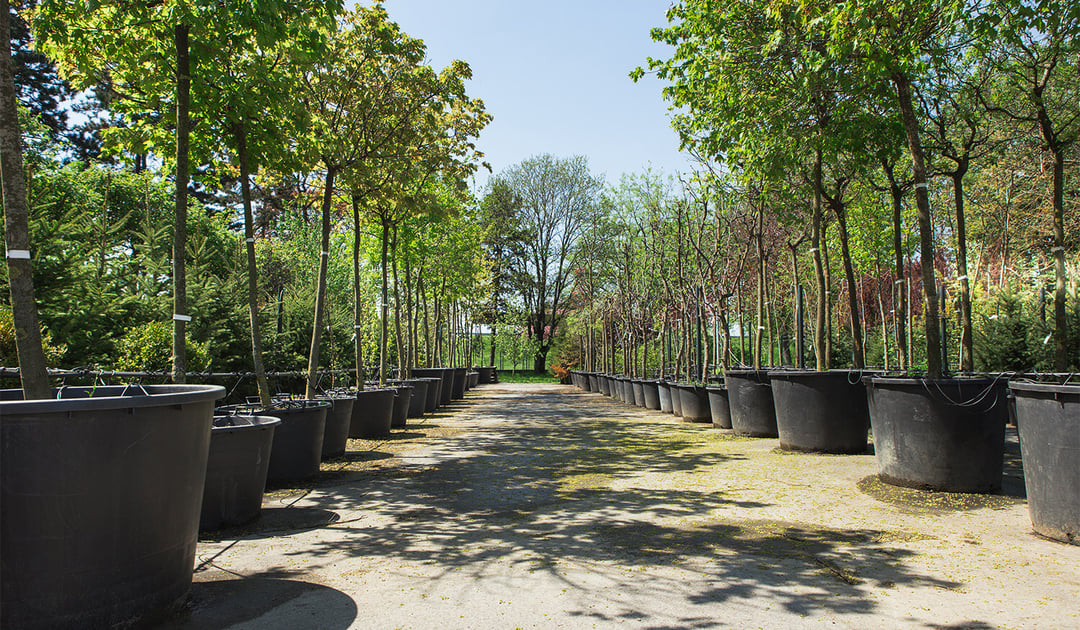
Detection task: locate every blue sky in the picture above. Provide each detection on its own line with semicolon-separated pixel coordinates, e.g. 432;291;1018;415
377;0;696;190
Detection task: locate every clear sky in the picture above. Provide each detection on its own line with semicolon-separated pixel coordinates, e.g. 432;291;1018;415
376;0;696;191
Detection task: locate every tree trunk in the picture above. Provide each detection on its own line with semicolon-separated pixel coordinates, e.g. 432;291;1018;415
885;166;909;371
894;71;942;378
234;122;270;406
1050;149;1067;371
305;165;336;398
0;0;48;398
405;250;417;374
811;151;827;371
951;168;974;372
833;200;865;368
351;192;365;390
823;222;833;369
171;23;191;383
379;217;390;384
391;224;405;379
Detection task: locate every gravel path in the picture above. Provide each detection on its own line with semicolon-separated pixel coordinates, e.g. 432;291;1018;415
171;382;1080;629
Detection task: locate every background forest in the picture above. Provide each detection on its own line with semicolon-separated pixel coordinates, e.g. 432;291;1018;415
1;0;1078;390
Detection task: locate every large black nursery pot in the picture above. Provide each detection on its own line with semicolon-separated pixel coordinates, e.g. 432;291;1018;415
620;377;633;404
865;376;1008;493
404;378;429;418
319;396;355;459
1008;381;1080;544
598;374;612;396
451;367;467;399
632;379;646;407
642;380;661;410
350;387;395;438
657;381;674;413
588;372;600;393
769;370;870;454
418;377;442;412
670;381;684;416
412;367;454;405
476;366;496;384
725;369;778;437
390;384;414;429
570;370;582;389
201;414;280;532
677;384;711;422
249;399;331;483
1;384;223;630
468;371;480;389
706;385;731;429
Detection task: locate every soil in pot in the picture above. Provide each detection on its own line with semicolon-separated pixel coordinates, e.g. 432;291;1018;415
725;370;778;437
866;376;1008;493
769;370;869;454
201;414;280;531
1008;380;1080;544
706;386;731;429
1;384;223;630
350;388;395;438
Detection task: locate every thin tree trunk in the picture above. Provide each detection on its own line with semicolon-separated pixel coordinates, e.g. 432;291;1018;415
834;200;865;368
351;192;365;390
391;224;405;379
379;217;390;385
405;251;417;374
894;71;942;378
823;222;833;369
172;23;191;383
305;164;336;398
951;168;974;372
234;122;270;406
884;163;909;371
811;151;827;371
0;0;48;398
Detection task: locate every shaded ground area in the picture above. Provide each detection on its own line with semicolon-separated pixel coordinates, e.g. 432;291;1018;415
173;383;1080;629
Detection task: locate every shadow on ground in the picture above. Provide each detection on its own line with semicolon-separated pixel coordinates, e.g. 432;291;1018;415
198;385;973;625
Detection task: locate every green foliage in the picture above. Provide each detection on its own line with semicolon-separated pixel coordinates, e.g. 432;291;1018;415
0;307;66;368
113;321;209;372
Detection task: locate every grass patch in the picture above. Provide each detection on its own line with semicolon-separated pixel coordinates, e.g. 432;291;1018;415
497;371;559;383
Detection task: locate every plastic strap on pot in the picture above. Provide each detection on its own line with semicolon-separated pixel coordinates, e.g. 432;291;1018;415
119;383;150;398
919;372;1006;412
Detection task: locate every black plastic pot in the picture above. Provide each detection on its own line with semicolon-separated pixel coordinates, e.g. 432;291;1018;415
404;379;429;418
476;366;496;384
769;370;870;454
350;388;395;438
1;384;223;630
390;385;414;428
619;378;632;404
451;367;467;399
632;380;646;407
468;371;479;388
670;382;683;416
642;380;661;410
318;396;355;459
725;370;778;437
596;374;609;396
1008;381;1080;544
417;377;442;412
201;414;280;532
706;386;731;429
865;376;1008;493
658;381;673;413
255;400;331;482
588;373;600;393
677;384;711;422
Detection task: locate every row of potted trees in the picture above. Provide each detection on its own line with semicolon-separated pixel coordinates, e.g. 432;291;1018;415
0;366;495;629
569;369;1079;546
